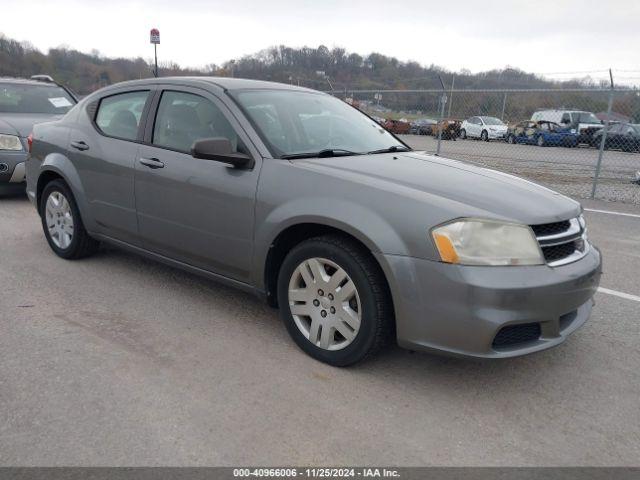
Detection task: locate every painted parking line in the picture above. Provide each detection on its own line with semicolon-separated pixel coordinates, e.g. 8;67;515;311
584;208;640;219
597;287;640;303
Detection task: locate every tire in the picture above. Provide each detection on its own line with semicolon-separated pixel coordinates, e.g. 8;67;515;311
277;234;394;366
459;129;467;139
40;179;99;259
481;130;488;141
537;135;546;147
507;134;516;144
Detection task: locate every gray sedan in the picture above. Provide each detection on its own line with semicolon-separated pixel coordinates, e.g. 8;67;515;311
26;77;602;366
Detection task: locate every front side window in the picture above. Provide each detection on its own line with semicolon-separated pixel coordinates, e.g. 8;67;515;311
153;91;241;153
0;83;76;114
232;90;406;158
95;91;149;140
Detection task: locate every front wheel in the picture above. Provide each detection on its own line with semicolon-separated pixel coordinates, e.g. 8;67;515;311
40;179;99;259
537;135;546;147
480;130;489;141
277;235;394;366
459;129;467;139
507;134;516;144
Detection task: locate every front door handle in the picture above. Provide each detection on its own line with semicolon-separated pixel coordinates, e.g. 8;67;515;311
139;157;165;169
70;140;89;151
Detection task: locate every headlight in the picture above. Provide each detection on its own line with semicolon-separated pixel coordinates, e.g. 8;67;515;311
0;134;23;151
431;219;544;266
570;129;577;134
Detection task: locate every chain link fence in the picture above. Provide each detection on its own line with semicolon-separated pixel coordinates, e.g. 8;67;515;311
342;88;640;205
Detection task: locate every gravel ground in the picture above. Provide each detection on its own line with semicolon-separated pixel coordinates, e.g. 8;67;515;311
0;192;639;466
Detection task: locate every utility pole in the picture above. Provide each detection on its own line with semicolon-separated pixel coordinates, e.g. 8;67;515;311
436;75;447;156
591;69;615;199
501;92;508;121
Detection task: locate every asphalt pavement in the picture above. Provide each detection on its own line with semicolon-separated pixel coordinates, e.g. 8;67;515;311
0;191;638;466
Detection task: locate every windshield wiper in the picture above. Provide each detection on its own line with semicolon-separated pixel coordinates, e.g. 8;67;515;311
367;145;411;155
281;149;361;160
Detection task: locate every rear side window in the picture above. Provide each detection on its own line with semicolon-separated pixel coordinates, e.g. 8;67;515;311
152;90;242;153
95;91;149;141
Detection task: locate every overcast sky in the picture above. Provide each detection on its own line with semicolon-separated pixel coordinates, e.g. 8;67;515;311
3;0;639;82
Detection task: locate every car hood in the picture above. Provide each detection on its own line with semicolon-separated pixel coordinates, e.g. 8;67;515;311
293;151;581;225
0;113;63;137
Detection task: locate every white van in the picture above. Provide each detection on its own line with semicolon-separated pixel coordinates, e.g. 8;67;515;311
531;110;603;144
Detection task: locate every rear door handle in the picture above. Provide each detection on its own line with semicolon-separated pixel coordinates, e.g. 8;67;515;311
70;140;89;151
139;157;165;169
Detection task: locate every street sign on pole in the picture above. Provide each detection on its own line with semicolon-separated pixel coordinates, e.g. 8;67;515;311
150;28;160;44
150;28;160;77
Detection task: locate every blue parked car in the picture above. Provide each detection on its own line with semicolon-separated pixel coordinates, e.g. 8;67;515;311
506;120;578;147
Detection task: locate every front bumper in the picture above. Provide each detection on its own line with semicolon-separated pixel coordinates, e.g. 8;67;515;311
487;130;507;139
377;246;602;358
0;151;28;184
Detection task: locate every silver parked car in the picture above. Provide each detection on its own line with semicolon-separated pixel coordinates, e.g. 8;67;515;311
26;77;602;366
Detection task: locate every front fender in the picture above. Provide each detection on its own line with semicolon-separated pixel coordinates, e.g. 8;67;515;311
251;196;411;289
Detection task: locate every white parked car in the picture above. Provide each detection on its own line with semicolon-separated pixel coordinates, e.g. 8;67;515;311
460;116;508;141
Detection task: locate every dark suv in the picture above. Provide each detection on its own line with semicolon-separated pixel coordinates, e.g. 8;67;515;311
0;76;76;193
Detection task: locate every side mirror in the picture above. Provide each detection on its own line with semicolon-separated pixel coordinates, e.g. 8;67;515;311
191;137;254;169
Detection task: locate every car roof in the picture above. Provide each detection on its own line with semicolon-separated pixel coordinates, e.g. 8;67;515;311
0;77;62;87
100;76;319;93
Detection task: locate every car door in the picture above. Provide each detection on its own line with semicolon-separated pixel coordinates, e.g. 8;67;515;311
68;88;153;244
467;117;479;137
134;87;261;283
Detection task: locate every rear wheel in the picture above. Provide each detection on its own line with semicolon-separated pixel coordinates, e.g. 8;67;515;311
277;235;394;366
40;179;99;259
480;130;489;141
537;135;546;147
507;134;516;144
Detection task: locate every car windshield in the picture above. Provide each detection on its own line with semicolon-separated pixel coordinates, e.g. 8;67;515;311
232;89;408;158
481;116;505;126
0;83;76;114
576;112;600;124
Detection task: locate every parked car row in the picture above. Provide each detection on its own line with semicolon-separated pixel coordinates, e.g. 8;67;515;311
385;110;639;153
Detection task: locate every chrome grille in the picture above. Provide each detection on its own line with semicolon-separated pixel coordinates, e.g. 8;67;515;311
531;216;588;267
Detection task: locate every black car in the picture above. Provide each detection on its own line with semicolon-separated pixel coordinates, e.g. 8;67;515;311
408;118;437;135
0;76;77;193
591;123;640;152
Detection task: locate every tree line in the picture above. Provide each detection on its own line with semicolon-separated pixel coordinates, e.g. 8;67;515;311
1;35;638;121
